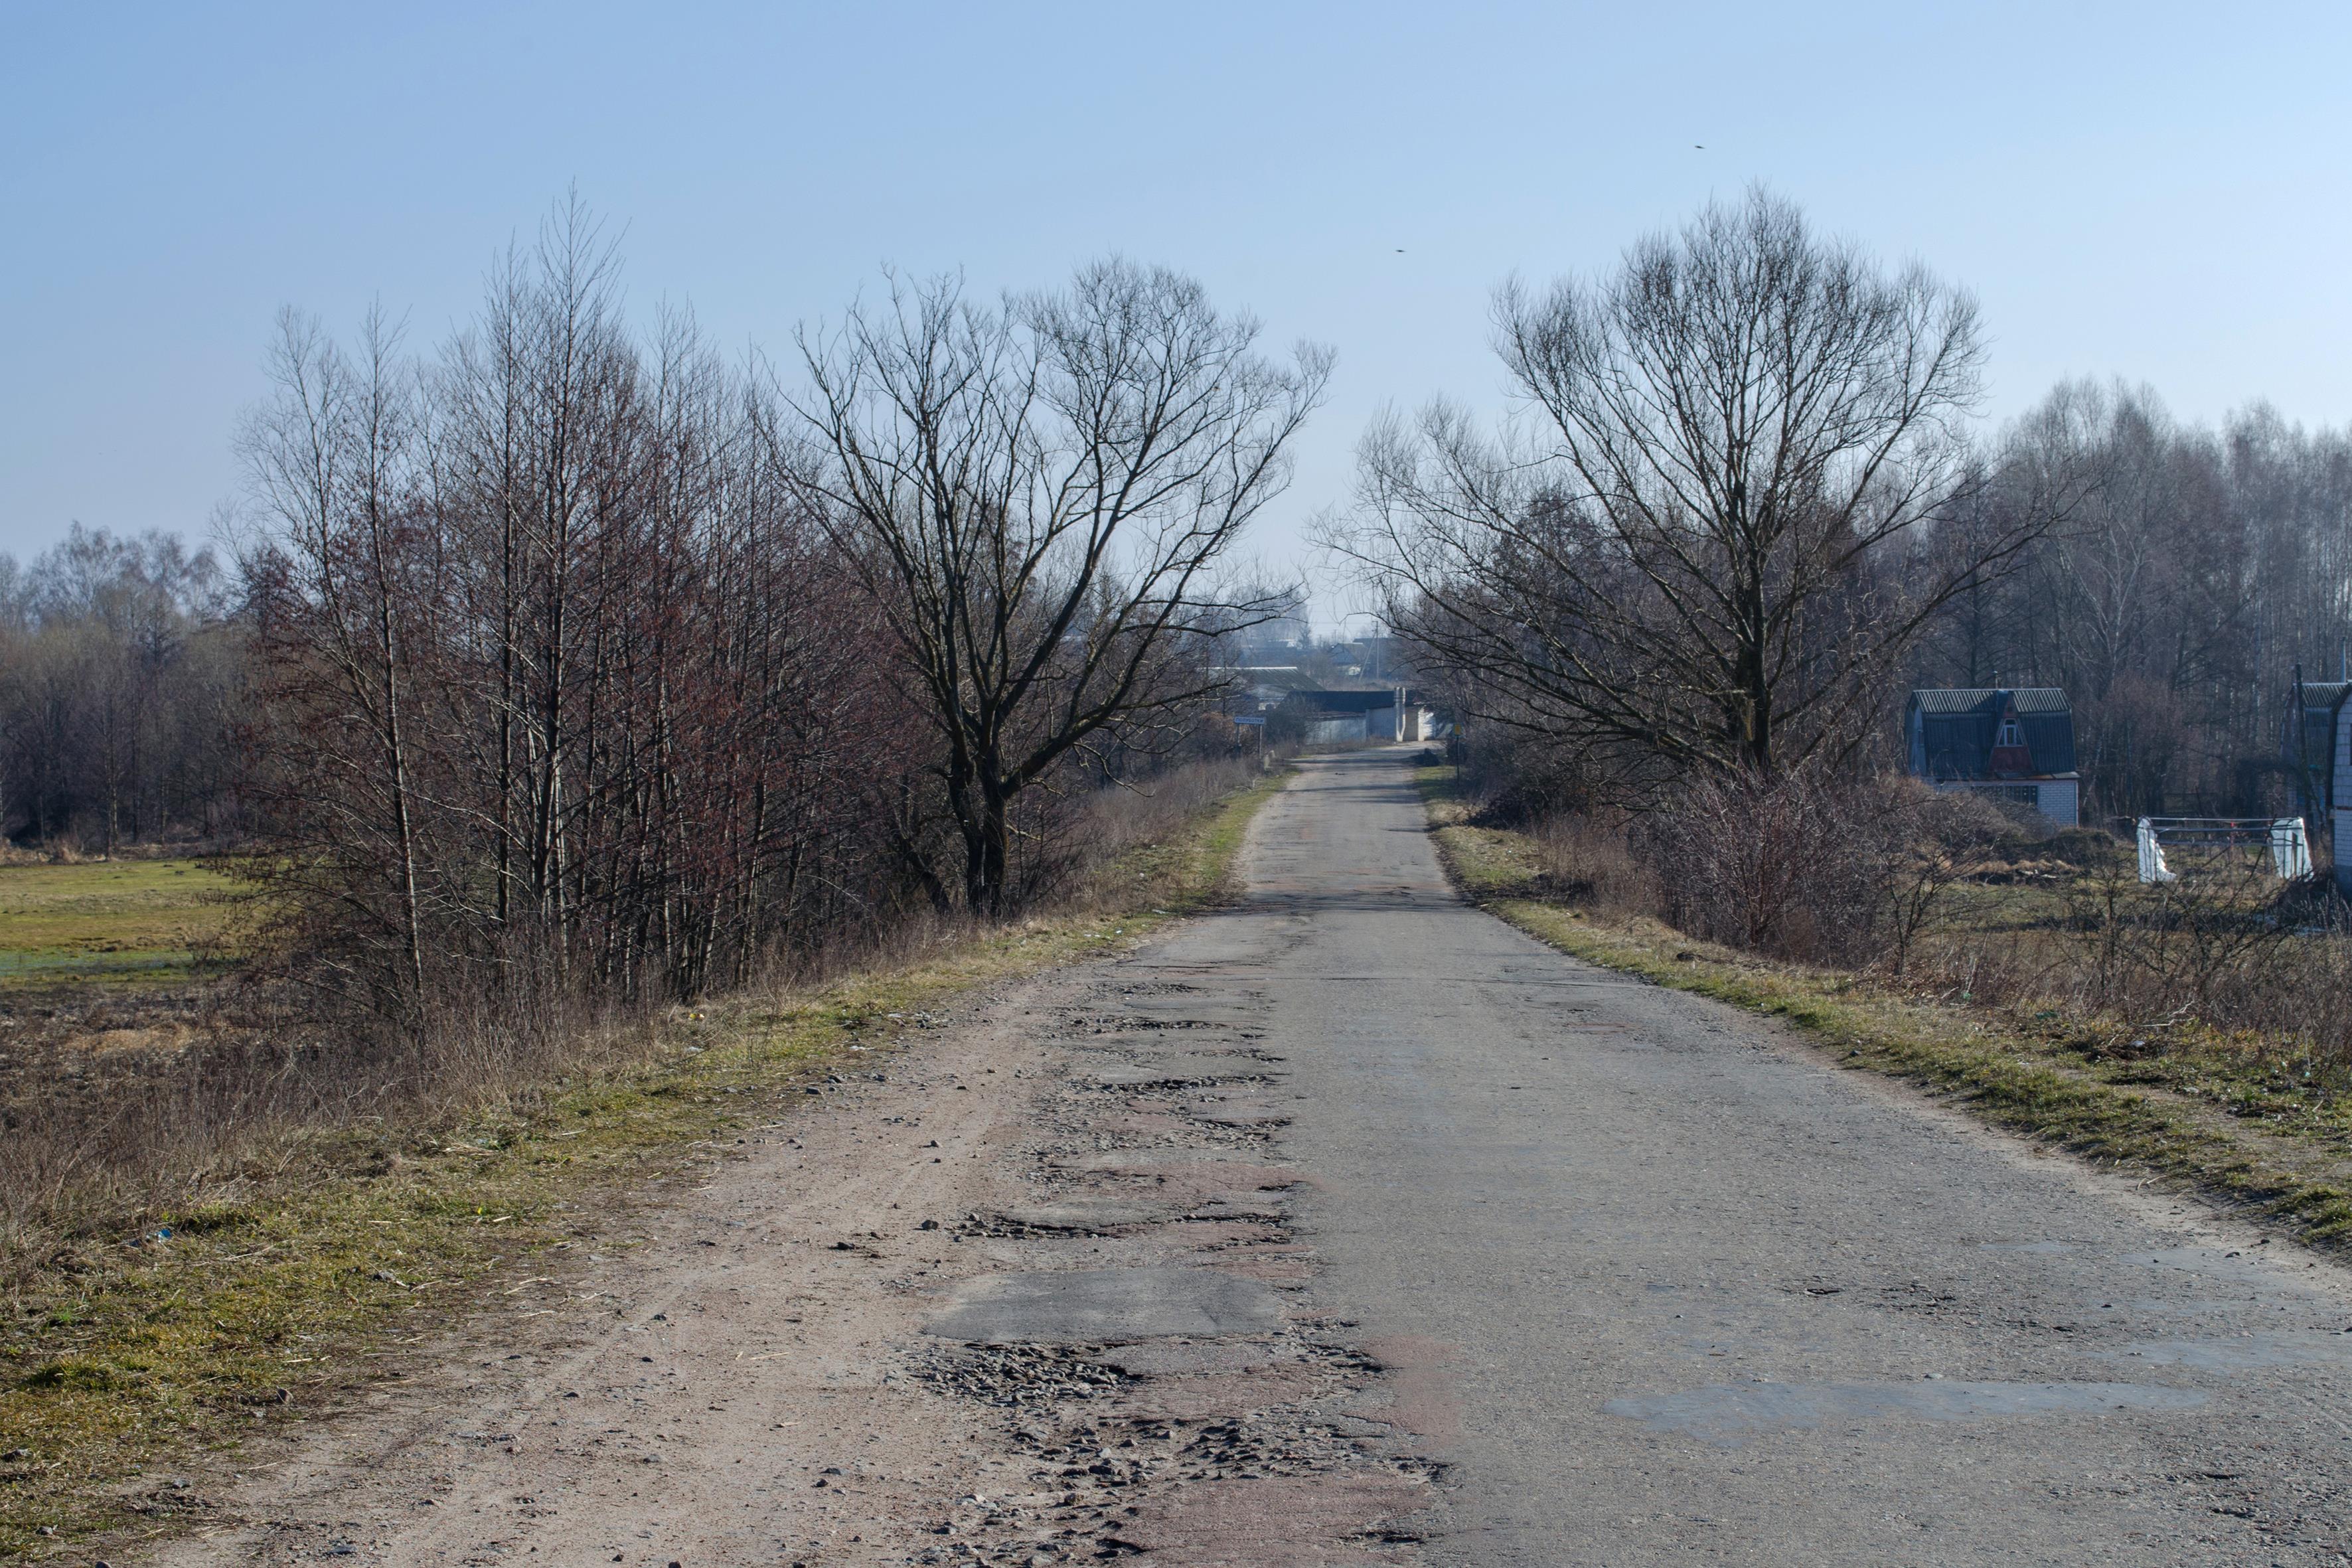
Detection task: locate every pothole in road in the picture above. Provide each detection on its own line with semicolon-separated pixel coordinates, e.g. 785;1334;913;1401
909;1342;1138;1407
892;970;1437;1563
1063;1014;1235;1034
953;1202;1178;1239
898;1340;1442;1567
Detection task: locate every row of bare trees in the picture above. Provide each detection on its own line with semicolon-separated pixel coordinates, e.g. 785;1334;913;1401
0;527;246;851
240;264;902;1011
233;199;1312;1017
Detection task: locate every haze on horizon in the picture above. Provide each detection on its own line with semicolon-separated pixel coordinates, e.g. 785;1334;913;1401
5;0;2349;631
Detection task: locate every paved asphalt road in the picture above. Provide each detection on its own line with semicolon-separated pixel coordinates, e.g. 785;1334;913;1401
1143;747;2352;1565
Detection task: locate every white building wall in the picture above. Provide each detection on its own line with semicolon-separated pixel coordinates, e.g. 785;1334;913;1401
1306;716;1368;745
2035;779;2080;828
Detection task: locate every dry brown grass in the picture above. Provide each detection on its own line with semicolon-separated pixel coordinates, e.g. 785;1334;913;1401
1524;810;1663;917
1061;755;1275;901
1454;759;2352;1074
1421;761;2352;1149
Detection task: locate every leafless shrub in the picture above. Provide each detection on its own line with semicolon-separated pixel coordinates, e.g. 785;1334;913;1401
1635;769;2015;970
1879;788;2017;975
1644;769;1853;963
2051;856;2347;1052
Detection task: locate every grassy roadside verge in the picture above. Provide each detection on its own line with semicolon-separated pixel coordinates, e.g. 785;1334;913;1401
0;767;1293;1559
1415;764;2352;1249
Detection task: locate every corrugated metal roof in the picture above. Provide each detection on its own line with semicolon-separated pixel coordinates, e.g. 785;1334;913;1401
2298;680;2352;712
1908;687;2071;716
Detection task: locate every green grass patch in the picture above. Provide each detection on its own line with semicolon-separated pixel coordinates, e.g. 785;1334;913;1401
0;768;1291;1558
0;859;243;990
1414;765;2352;1254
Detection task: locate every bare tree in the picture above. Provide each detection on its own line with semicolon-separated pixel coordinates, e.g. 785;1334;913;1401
240;304;432;1010
787;261;1330;913
1337;188;2045;779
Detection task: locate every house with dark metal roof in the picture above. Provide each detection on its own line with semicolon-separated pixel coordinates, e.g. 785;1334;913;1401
1905;688;2080;827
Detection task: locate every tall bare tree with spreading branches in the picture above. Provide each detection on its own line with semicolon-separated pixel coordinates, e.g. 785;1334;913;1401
789;261;1330;913
1336;188;2060;781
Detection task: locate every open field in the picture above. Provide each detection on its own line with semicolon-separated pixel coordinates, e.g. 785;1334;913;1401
1415;764;2352;1250
0;767;1291;1559
0;860;242;991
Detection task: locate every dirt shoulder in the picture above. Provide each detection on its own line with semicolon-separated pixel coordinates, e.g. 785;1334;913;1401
0;773;1291;1563
1414;765;2352;1253
131;970;1208;1567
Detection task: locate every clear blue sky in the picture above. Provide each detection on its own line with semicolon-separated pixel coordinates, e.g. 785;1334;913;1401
6;1;2348;629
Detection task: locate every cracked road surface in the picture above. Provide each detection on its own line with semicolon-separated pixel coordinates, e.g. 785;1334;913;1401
161;748;2352;1566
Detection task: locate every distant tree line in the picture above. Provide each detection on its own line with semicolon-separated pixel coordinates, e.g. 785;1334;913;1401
0;526;246;851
